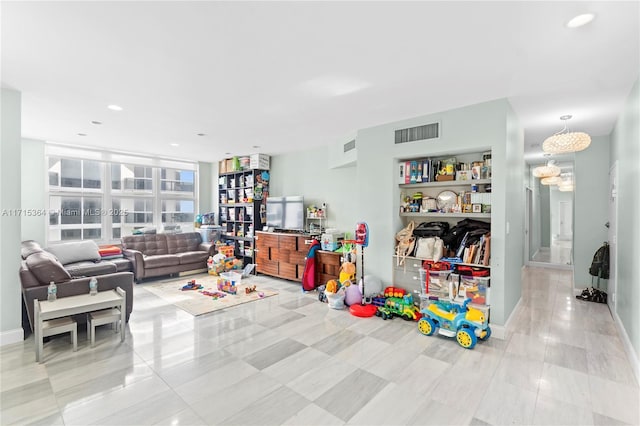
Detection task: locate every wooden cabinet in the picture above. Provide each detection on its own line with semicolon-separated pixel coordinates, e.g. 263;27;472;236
255;232;342;285
255;231;313;281
315;251;342;286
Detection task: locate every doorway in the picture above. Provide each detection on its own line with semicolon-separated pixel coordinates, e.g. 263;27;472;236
526;159;574;268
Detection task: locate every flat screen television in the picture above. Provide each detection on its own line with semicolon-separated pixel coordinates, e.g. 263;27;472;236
266;196;304;231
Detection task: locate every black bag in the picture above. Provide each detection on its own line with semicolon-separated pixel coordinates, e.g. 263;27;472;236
589;243;610;279
413;221;449;238
443;218;490;251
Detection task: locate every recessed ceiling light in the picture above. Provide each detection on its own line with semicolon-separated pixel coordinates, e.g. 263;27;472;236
170;143;180;147
197;133;206;137
225;152;232;155
567;13;595;28
107;105;123;111
252;145;260;149
77;133;87;136
91;120;102;125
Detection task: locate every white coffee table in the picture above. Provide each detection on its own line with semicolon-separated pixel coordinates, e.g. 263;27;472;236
34;287;126;362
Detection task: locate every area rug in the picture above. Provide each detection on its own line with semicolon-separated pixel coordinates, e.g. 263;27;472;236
142;273;279;316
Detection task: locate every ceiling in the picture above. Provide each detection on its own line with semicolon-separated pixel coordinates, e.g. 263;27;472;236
2;1;638;164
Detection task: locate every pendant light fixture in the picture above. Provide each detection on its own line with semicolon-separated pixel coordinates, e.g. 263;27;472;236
540;176;562;186
542;115;591;154
532;160;561;178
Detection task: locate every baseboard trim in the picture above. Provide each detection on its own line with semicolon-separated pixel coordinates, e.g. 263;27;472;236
611;308;640;386
490;296;522;340
0;327;24;347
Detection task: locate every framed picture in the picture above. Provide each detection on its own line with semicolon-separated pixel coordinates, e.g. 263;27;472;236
463;204;473;213
472;203;482;213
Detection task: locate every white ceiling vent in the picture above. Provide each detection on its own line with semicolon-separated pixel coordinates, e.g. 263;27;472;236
394;122;439;144
343;139;356;152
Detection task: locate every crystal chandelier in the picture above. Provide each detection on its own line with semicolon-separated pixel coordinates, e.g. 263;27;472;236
541;176;562;185
532;160;561;178
542;115;591;154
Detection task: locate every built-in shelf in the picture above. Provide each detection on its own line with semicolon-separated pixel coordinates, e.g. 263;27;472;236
400;212;491;219
399;178;491;189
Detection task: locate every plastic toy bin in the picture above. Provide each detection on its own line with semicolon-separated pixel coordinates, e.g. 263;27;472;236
462;276;490;305
419;269;451;297
220;271;242;284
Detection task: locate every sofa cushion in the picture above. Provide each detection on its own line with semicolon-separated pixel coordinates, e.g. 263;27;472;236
46;240;101;265
25;251;72;284
64;260;117;278
122;234;168;256
110;258;133;272
143;254;180;269
176;251;209;265
21;240;44;260
166;233;202;254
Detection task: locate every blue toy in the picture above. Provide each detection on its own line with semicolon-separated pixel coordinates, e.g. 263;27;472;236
418;298;491;349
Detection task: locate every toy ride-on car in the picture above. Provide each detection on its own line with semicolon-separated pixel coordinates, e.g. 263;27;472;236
417;298;490;349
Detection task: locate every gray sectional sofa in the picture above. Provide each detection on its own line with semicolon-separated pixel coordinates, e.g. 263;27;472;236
121;232;214;282
20;240;134;332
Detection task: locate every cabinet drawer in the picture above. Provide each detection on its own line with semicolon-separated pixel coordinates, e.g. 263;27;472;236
298;236;314;250
279;235;297;250
393;269;421;294
257;259;278;276
289;250;306;265
256;233;279;248
317;273;334;286
279;263;298;280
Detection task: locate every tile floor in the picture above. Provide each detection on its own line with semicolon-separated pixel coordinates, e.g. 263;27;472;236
1;267;638;425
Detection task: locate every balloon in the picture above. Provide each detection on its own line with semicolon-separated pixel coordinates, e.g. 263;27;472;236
359;275;383;297
344;281;363;306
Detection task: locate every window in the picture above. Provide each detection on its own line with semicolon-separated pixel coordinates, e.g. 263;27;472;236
46;146;198;244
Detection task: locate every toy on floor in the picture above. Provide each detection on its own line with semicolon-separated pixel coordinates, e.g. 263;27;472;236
375;291;421;321
181;280;203;291
245;285;257;294
418;298;491;349
217;278;237;295
200;290;227;299
339;262;356;284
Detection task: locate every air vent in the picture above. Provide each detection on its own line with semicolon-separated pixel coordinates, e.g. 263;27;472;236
343;139;356;153
395;122;439;144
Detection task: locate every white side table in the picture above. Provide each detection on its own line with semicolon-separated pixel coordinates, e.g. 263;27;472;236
34;287;126;363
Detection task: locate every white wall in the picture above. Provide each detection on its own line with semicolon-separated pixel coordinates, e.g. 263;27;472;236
21;139;46;243
270;147;358;235
354;98;523;326
574;135;610;289
504;102;525;321
610;77;640;367
1;88;24;345
198;161;214;216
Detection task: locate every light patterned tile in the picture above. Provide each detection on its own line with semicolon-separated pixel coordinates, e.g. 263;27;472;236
538;363;591;409
587;351;637;386
315;369;388;422
283;403;345;426
220;385;310;426
493;352;543;393
474;379;537;425
532;394;594;425
589;375;640;425
346;383;421;425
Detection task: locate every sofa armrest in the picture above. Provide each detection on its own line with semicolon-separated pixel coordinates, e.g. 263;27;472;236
123;249;144;281
199;243;215;256
22;272;134;334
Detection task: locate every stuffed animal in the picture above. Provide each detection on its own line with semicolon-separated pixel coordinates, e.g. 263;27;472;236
339;262;356;284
